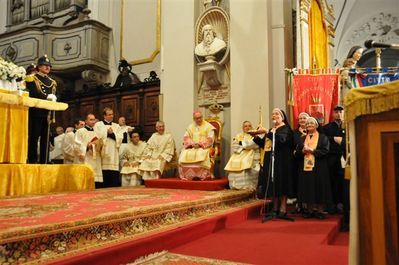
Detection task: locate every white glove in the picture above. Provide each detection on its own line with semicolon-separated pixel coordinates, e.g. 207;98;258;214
47;94;57;102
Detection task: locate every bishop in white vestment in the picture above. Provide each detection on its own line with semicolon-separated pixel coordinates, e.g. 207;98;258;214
179;111;215;180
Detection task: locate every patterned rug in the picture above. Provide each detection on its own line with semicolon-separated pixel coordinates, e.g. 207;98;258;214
0;187;255;264
128;251;249;265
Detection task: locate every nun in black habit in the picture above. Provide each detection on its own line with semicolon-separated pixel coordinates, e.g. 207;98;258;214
250;108;295;217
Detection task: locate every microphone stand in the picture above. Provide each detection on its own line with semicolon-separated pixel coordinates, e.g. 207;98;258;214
261;125;294;223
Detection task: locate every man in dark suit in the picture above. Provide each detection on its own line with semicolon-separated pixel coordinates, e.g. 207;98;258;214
26;55;57;163
321;105;349;230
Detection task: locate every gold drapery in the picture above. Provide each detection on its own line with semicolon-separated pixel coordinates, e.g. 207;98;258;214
0;89;68;163
0;89;29;163
309;0;328;68
0;164;94;197
344;80;399;122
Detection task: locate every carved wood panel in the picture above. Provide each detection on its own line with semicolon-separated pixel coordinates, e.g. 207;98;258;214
58;83;160;140
121;95;140;126
56;102;75;127
143;92;159;125
99;97;117;118
80;100;96;119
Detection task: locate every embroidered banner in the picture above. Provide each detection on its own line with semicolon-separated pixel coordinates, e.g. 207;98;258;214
350;71;399;87
292;73;339;127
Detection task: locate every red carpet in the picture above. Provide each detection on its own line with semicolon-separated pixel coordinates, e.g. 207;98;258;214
145;178;229;190
47;201;263;265
171;215;348;265
0;187;254;264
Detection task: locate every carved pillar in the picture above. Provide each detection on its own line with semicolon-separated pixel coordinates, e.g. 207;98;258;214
71;0;86;8
299;0;310;68
49;0;55;13
297;0;335;69
6;0;13;26
24;0;31;22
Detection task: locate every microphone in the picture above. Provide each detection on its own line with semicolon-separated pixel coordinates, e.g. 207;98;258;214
364;40;399;49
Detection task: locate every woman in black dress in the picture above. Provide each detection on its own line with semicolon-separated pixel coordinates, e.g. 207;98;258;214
251;108;294;217
292;112;310;213
295;117;332;219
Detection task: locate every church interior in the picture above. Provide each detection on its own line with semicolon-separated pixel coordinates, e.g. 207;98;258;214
0;0;398;264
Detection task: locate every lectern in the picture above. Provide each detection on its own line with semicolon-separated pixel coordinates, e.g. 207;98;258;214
345;80;399;265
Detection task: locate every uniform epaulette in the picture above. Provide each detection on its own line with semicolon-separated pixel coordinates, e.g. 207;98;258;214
25;75;35;82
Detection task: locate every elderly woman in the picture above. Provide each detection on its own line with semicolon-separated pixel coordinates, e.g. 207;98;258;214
250;108;294;217
292;112;310;213
295;117;332;219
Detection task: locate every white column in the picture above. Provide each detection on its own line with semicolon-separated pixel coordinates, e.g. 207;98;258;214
0;0;10;33
230;0;271;135
161;0;196;151
270;0;293;114
88;0;121;83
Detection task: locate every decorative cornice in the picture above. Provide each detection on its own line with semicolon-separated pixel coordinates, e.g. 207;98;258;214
0;19;111;39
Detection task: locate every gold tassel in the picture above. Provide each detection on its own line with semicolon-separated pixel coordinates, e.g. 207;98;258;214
344;80;399;122
345;166;351;180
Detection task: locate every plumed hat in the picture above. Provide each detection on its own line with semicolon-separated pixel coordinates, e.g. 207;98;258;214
37;54;52;67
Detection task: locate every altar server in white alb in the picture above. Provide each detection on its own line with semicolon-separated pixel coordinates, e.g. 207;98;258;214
62;119;85;164
94;107;123;187
118;116;134;165
120;129;147;186
139;121;175;180
74;114;103;188
225;121;260;190
49;126;65;164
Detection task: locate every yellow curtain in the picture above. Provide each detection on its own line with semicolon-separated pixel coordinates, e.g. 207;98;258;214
0;164;95;196
309;0;328;69
0;89;29;163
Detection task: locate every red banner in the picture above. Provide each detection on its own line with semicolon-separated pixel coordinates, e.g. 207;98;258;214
292;73;339;128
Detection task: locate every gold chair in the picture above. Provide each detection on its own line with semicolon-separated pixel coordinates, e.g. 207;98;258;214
205;116;223;161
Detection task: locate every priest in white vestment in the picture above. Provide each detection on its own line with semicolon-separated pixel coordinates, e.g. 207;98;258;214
120;129;147;186
139;121;175;180
63;119;85;164
225;121;260;190
74;114;103;188
179;111;215;180
94;107;123;187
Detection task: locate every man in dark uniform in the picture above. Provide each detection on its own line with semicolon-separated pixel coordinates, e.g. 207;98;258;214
321;105;349;230
26;55;57;163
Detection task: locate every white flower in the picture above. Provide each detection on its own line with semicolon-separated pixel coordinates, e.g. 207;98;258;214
0;57;26;81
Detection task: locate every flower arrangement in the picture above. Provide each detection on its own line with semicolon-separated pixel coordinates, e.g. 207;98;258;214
0;57;26;82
